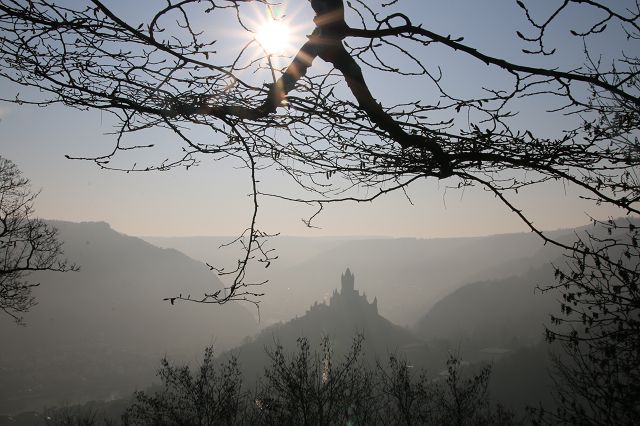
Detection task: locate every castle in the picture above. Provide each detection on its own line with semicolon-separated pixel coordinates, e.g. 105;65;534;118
306;268;379;315
329;268;378;313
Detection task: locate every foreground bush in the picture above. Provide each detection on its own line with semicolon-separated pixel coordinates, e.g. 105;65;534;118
123;335;520;426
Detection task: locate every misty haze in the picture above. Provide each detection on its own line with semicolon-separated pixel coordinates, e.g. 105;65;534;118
1;0;638;425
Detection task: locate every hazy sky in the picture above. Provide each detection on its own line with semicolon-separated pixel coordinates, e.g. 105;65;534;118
0;0;628;237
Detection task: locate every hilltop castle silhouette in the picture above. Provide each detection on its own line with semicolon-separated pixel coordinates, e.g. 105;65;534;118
306;268;378;316
319;268;379;313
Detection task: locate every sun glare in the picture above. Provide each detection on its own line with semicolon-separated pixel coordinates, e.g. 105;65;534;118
256;19;290;55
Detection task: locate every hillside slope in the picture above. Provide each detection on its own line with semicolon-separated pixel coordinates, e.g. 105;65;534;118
0;221;257;415
413;264;557;348
222;269;423;382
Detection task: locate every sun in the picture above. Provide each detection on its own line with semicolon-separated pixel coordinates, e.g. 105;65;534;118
256;19;291;55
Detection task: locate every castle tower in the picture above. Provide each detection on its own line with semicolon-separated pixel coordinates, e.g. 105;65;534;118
341;267;355;294
330;268;379;314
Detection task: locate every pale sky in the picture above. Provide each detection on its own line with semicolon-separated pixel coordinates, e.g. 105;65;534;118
0;0;628;238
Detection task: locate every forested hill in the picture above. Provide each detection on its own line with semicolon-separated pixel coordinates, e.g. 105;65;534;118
221;269;422;382
413;263;557;348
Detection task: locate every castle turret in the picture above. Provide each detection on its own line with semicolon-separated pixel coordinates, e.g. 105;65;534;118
341;267;355;294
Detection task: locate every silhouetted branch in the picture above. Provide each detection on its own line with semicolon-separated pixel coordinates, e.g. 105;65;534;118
1;0;638;307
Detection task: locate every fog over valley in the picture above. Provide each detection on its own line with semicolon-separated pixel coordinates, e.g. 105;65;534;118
1;219;616;421
1;0;638;424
